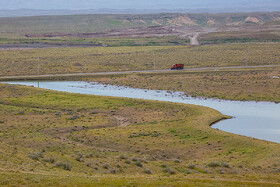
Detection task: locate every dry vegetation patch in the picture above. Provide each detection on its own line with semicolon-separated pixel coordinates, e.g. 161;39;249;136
0;43;279;76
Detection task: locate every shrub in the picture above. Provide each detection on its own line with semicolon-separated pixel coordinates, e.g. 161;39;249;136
85;162;91;167
85;153;93;158
207;162;220;167
119;155;127;159
139;159;148;163
221;162;230;168
219;169;225;174
28;152;42;160
184;170;191;174
125;160;131;164
144;168;152;174
161;164;167;168
72;63;83;67
18;111;24;115
163;168;170;173
75;154;84;162
55;162;72;171
188;164;195;169
116;164;122;168
169;170;176;175
135;161;143;167
43;157;55;163
110;169;116;174
174;159;181;163
68;115;79;120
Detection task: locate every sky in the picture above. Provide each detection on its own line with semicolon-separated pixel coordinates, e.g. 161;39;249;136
0;0;279;10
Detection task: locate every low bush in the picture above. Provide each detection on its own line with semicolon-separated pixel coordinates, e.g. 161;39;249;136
188;164;195;169
28;152;42;160
207;162;220;168
135;161;143;167
144;168;152;174
43;157;56;163
55;162;72;171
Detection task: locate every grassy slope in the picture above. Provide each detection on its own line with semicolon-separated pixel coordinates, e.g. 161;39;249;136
1;43;280;76
0;83;280;185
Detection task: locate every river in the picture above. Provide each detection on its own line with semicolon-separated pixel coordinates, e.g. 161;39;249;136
3;81;280;143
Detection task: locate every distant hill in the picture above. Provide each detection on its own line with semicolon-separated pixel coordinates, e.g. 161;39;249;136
0;12;280;35
1;6;280;18
0;0;280;17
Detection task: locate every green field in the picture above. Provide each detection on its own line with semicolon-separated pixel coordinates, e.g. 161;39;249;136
0;83;280;186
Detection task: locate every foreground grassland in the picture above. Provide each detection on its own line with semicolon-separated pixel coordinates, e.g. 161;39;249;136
0;84;280;185
1;43;280;76
88;67;280;103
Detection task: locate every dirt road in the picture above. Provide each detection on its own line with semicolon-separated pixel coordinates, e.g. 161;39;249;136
0;65;279;81
189;33;200;45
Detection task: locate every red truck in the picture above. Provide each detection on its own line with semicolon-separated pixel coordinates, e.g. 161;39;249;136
171;64;184;70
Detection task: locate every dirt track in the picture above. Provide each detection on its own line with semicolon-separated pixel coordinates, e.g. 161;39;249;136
189;33;199;45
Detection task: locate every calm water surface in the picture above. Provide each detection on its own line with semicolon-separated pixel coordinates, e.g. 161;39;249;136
4;81;280;143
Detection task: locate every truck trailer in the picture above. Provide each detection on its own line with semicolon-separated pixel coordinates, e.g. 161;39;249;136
171;64;184;70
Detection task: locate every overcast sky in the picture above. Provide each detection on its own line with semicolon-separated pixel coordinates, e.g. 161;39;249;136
1;0;279;10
